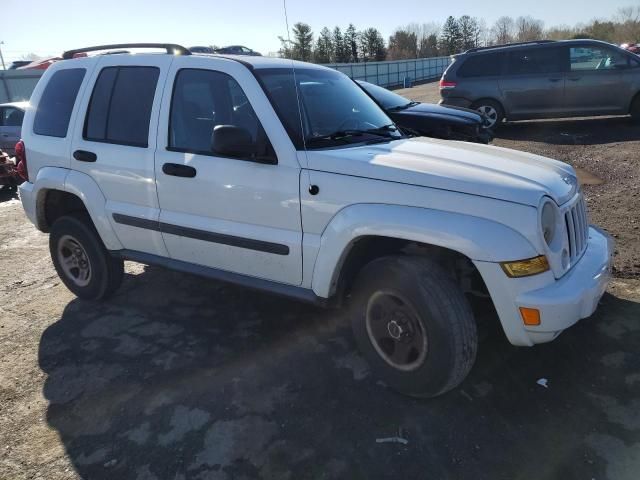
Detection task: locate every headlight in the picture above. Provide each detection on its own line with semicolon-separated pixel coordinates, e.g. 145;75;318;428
541;200;559;247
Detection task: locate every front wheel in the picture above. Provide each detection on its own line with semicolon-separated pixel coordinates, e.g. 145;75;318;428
350;255;478;398
49;214;124;300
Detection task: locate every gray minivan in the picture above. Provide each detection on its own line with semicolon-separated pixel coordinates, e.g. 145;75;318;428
439;39;640;128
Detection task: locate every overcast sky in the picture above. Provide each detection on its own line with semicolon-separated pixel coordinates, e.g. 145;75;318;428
1;0;633;63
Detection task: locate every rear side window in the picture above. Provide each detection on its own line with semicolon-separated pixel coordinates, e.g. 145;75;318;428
33;68;85;137
507;48;566;75
84;66;159;147
457;53;503;77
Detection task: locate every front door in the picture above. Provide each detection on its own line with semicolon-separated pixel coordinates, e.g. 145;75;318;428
564;45;630;115
0;106;24;154
154;56;303;285
70;54;174;256
500;46;567;119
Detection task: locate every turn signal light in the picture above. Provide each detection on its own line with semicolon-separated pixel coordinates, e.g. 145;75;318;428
500;256;549;278
519;307;541;326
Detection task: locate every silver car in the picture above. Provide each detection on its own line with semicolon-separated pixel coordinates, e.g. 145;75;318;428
439;39;640;128
0;102;26;155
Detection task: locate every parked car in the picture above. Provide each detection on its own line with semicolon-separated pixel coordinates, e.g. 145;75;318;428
621;43;640;54
0;102;26;156
358;80;493;143
0;149;21;192
17;56;63;70
18;43;613;398
440;39;640;128
8;60;31;70
189;46;215;54
213;45;261;56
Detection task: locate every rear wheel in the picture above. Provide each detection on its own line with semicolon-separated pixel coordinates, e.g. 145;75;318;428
50;213;124;300
471;99;504;129
350;255;478;398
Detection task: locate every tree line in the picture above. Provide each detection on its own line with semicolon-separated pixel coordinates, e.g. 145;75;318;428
278;5;640;63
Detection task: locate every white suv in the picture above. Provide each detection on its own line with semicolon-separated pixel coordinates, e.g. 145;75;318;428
17;44;613;398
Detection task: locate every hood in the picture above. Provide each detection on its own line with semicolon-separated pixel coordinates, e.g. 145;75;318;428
399;102;483;124
306;137;577;207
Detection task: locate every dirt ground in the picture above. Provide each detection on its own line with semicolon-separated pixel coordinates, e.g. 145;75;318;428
1;82;640;479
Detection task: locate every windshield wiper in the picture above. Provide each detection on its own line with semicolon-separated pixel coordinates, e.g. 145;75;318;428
388;101;419;112
305;124;399;145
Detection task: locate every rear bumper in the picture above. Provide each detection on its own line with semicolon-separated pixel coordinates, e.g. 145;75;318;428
18;181;37;225
439;97;473;109
475;226;614;346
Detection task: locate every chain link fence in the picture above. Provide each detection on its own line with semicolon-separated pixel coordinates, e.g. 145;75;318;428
323;56;451;88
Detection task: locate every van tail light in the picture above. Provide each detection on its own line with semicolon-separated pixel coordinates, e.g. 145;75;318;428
15;140;29;182
439;80;457;90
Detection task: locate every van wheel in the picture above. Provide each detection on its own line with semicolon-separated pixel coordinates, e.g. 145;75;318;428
50;213;124;300
350;255;478;398
471;99;504;129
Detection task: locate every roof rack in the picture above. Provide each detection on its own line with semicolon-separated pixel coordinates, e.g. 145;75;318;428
62;43;191;60
465;40;556;54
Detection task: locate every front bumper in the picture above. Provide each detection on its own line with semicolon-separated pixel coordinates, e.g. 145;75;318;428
475;226;614;346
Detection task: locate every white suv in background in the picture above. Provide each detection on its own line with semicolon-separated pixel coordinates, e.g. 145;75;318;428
17;44;613;398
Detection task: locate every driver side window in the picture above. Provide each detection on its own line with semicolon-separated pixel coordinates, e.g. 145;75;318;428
168;68;271;157
570;47;627;71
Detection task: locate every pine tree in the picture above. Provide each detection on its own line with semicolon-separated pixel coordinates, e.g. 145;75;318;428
345;23;359;62
440;16;462;55
359;28;386;61
332;26;347;63
459;15;480;50
292;22;314;61
314;27;334;63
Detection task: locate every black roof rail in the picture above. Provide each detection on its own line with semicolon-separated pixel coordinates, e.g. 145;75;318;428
62;43;191;60
465;40;556;54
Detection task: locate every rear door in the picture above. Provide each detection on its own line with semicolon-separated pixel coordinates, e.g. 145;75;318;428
564;45;631;115
71;54;173;256
0;106;24;154
500;46;567;118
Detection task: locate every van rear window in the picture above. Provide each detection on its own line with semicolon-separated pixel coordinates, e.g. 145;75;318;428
457;53;503;77
33;68;86;138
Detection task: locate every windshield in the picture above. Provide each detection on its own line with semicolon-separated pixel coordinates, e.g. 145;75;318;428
255;67;402;149
358;81;413;110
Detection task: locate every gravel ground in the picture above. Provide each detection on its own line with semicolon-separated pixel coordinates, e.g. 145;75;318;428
1;83;640;479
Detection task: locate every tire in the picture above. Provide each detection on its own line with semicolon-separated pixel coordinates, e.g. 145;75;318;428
350;255;477;398
49;213;124;300
471;99;504;130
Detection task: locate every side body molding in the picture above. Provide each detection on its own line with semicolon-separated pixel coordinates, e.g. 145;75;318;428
32;167;123;250
310;203;539;298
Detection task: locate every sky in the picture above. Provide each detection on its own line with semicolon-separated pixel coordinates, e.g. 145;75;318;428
0;0;634;63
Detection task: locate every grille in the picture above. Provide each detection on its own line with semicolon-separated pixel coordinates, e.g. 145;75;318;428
564;194;589;263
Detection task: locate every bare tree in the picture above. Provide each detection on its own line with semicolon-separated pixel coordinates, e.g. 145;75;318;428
616;6;640;42
515;16;544;41
491;16;515;44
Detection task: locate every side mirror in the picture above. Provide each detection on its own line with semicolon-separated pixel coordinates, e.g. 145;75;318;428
211;125;257;158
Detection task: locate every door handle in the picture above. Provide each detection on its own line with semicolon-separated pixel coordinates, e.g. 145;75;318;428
73;150;97;162
162;163;196;178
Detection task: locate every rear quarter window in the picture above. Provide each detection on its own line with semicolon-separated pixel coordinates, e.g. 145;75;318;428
33;68;86;138
457;53;504;77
